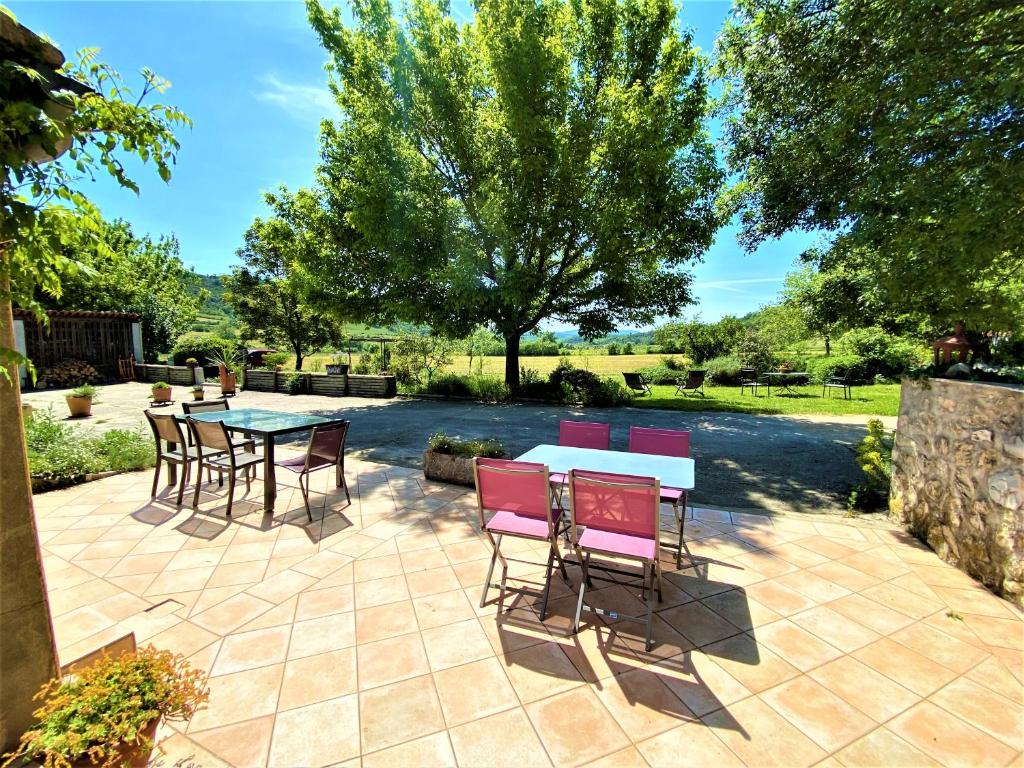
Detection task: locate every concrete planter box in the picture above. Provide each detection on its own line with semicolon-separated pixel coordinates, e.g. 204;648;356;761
422;450;476;487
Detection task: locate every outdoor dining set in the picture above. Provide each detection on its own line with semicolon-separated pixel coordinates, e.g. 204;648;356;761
624;366;855;399
476;420;696;651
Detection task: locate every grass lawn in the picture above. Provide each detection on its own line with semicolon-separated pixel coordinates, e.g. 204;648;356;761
633;383;902;417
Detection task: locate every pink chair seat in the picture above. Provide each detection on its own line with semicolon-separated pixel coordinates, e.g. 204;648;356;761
485;509;562;539
549;472;567;486
274;454;334;473
578;527;657;560
660;486;684;502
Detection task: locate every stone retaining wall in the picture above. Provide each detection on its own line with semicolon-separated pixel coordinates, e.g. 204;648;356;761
891;378;1023;606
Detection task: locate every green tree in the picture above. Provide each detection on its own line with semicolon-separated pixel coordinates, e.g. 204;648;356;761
717;0;1024;331
303;0;723;387
224;188;341;370
36;218;204;360
392;333;457;383
653;315;744;362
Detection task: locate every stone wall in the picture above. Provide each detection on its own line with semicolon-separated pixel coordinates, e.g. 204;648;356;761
891;378;1023;606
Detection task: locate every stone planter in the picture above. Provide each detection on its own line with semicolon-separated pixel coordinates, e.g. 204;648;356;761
422;450;477;487
65;395;93;418
326;363;349;375
151;386;172;403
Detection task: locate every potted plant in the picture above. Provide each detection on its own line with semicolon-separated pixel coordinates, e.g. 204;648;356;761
2;646;208;768
150;381;172;404
422;432;506;487
778;360;794;373
191;384;205;401
325;357;350;376
207;348;241;396
65;385;97;418
184;357;199;369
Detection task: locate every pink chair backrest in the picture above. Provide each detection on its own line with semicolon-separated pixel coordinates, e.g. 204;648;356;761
474;458;551;525
558;420;611;450
569;469;659;539
629;426;690;458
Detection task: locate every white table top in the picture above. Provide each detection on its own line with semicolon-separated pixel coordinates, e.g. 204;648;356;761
515;444;695;490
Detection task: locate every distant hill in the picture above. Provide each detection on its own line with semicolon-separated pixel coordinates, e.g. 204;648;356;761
189;274;236;333
550;329;655;346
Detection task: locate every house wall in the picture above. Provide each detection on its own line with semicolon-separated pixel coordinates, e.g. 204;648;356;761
891;378;1024;606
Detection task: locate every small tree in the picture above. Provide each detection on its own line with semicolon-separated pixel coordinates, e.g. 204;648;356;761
224;188;341;370
392;334;457;384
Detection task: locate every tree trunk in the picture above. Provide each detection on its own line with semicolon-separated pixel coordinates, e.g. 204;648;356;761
824;335;831;356
294;346;303;371
0;262;59;753
504;334;521;389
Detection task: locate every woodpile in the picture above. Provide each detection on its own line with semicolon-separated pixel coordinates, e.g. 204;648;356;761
37;359;101;388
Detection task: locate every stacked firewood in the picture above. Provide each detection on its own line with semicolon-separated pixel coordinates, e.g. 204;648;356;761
37;359;101;388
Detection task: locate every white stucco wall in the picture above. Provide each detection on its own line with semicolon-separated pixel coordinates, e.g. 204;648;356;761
131;322;143;363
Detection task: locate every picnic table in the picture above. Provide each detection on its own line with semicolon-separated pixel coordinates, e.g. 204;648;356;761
760;371;810;396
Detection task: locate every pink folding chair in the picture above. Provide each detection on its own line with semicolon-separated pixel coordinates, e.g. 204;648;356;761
474;458;570;620
568;469;663;650
550;420;612;501
629;426;691;567
274;421;351;522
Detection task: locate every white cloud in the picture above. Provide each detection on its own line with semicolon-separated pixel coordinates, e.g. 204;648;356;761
692;276;785;294
256;73;340;122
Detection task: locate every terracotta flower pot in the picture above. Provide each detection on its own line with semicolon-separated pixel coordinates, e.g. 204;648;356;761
151;387;172;403
66;395;93;418
221;372;237;395
192;390;205;401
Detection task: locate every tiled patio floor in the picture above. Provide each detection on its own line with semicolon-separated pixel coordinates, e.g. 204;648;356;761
34;456;1023;767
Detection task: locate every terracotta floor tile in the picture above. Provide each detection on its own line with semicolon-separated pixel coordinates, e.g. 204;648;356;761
828;593;916;635
933;585;1021;619
665;568;736;601
295;583;354;621
359;675;446;753
840;549;912;580
649;650;752;717
219;541;276;565
961;613;1024;650
400;546;451;573
206;560;268;589
362;731;455;768
701;589;781;631
761;675;876;752
355;600;419;644
788;605;881;653
278;646;357;711
807;655;920;723
357;632;430;690
190;714;275;768
774;570;852;604
854;638;959;697
702;696;827;767
107;551;176;577
591;666;696;741
149;620;220;658
965;656;1024;704
405;565;463;598
480;611;552;655
413;589;476;629
501;641;586;703
191;593;275;636
582;746;649;768
165;546;228;572
353;574;411;609
525;686;631;767
559;622;645;682
187;663;284;733
795;535;859;561
859;582;943;620
890;622;990;674
764;542;831;569
754;619;844;672
744;580;818;617
238;595;297;632
288;611;356;659
353;553;404;582
701;633;800;693
658;600;744;648
930;676;1023;751
449;707;551;768
912;564;983;590
268;693;360;767
246;568;317;604
806;560;882;592
889;701;1018;768
433;656;520;727
421;617;494;671
833;727;941;767
637;718;744;767
291;549;352;579
211;625;291;676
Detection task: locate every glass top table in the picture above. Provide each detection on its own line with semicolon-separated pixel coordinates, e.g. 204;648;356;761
174;408;347;514
515;444;695;490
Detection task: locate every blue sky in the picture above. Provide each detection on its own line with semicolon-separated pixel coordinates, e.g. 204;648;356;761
13;0;819;325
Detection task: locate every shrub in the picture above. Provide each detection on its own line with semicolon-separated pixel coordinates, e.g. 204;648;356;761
623;342;634;355
806;354;866;384
607;343;620;355
734;328;777;372
263;352;290;369
69;384;98;399
6;646;207;768
549;362;633;406
848;419;893;513
427;432;506;458
285;372;305;395
520;338;561;356
837;327;927;379
636;365;681;385
170;332;235;366
702;354;745;385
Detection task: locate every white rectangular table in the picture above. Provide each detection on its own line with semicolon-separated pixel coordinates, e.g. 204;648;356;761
515;444;695;490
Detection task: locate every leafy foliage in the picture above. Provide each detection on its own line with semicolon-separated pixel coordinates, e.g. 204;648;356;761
3;646;207;768
549;361;634;406
427;432;506;458
734;328;776;372
392;335;457;385
303;0;724;386
653;316;744;362
848;419;893;513
418;373;511;402
718;0;1024;331
23;409;155;488
284;372;306;395
701;354;745;385
170;332;236;366
223;188;342;371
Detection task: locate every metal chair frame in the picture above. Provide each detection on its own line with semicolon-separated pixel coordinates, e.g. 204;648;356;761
186;417;261;517
823;369;853;400
622;372;652;396
674;369;707;397
276;422;351;522
145;411;198;507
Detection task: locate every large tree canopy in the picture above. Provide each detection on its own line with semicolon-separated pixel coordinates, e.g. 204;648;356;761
304;0;723;386
224;188;342;370
34;219;203;360
717;0;1024;331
